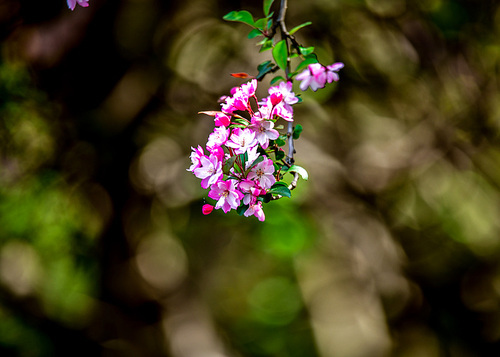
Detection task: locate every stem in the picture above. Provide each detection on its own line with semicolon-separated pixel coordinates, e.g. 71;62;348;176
286;121;295;164
277;0;295;165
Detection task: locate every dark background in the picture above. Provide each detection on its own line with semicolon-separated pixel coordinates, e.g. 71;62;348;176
1;0;500;356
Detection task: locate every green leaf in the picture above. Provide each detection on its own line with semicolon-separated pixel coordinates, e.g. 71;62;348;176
288;165;309;180
271;181;289;188
237;204;249;216
223;10;255;27
254;18;266;29
270;76;285;85
259;38;274;52
299;46;315;56
293;124;303;139
256;60;275;80
289;21;312;35
269;185;291;198
260;193;272;203
275;149;285;160
248;29;262;39
272;40;288;72
276;135;287;147
263;0;274;17
295;57;318;72
223;156;237;175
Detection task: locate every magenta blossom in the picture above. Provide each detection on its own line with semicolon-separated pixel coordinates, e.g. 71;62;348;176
295;63;327;91
244;201;266;221
67;0;89;10
214;113;231;126
226;128;258;155
250;117;279;149
208;180;244;213
202;204;214;215
193;155;223;189
207;127;230;148
247;158;275;189
187;145;205;172
269;81;298;106
326;63;344;83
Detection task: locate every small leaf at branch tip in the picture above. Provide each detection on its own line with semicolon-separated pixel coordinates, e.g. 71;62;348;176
289;21;313;35
288;165;309;180
223;10;255;26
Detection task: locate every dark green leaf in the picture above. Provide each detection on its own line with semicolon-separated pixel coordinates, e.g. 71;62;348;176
239;153;247;169
223;10;255;27
275;149;285;160
293;124;303;139
269;185;291;198
272;181;289;188
263;0;274;17
237;204;249;216
272;40;288;72
256;60;275;80
289;21;312;35
260;193;272;203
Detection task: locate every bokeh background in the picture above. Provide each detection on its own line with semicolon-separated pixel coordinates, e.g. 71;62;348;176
1;0;500;356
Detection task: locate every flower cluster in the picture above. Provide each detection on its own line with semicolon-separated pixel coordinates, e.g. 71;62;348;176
188;79;302;221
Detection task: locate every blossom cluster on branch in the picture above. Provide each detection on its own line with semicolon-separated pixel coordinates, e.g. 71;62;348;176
187;80;308;221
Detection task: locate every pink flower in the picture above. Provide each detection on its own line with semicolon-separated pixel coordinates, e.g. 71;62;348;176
240;79;257;97
326;62;344;83
207;145;225;162
295;63;327;91
269;92;283;106
259;82;298;121
214;113;231;126
187;145;205;172
207;127;230;148
226;128;258;155
296;63;344;91
244;201;266;221
193;155;223;189
208;180;244;213
67;0;89;10
250;117;279;149
238;179;266;205
269;81;298;106
202;204;214;215
247;158;275;189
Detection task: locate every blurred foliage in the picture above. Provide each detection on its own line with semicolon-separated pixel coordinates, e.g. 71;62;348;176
1;0;500;356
